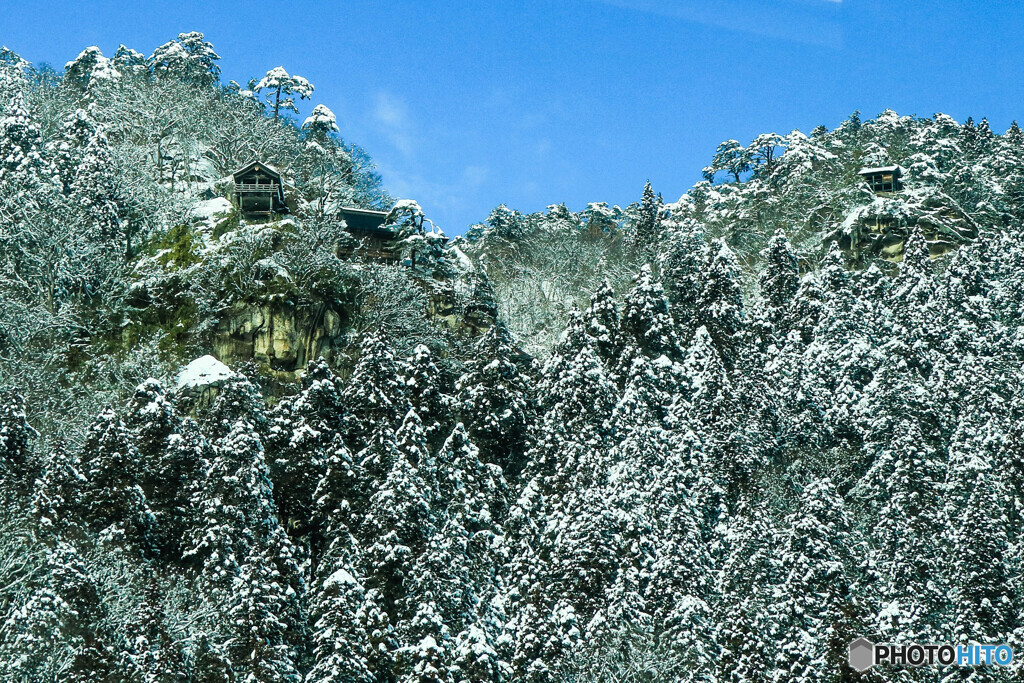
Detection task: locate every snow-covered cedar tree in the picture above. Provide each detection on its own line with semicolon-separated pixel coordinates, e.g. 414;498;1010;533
255;66;314;120
697;239;746;366
456;322;533;476
63;46;121;91
0;392;38;494
757;228;799;338
149;31;221;86
78;408;155;550
0;45;1024;683
341;330;409;452
626;180;661;253
302;104;340;142
659;217;710;340
617;264;680;369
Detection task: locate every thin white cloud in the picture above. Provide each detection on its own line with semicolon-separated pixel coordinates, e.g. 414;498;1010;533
590;0;844;48
462;165;489;188
371;91;416;159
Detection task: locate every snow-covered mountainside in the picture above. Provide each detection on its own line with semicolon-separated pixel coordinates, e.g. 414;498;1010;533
2;34;1024;682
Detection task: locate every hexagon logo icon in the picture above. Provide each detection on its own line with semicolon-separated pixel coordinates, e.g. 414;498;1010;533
849;638;875;672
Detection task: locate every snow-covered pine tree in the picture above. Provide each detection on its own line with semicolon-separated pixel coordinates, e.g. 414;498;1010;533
892;226;934;307
704;139;750;183
757;228;800;342
782;273;824;345
395;408;436;498
937;241;997;358
505;313;619;681
462;267;499;332
766;477;866;682
342;330;409;455
697;239;746;366
0;46;28;102
436;421;507;541
149;32;221;86
254;66;314;121
112;44;148;76
456;322;533;477
78;407;155;550
202;374;268;442
0;391;38;496
302;104;341;143
404;344;455;450
64;46;122;92
401;423;508;665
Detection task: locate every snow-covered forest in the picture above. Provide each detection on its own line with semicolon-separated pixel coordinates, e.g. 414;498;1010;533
2;33;1024;682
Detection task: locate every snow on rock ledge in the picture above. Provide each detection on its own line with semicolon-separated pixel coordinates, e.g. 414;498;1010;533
192;197;233;220
190;197;235;234
176;355;235;390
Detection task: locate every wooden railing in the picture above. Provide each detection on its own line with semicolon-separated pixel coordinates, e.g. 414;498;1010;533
236;183;279;192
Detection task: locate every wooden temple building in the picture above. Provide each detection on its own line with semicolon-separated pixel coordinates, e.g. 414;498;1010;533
336;206;399;262
858;165;904;194
232;160;400;261
232;161;288;217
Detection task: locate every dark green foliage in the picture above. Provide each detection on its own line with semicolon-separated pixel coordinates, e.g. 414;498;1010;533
0;392;38;493
456;323;533;477
5;38;1024;683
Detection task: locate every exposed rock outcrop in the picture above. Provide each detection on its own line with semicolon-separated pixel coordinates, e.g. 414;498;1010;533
833;187;979;261
213;302;347;379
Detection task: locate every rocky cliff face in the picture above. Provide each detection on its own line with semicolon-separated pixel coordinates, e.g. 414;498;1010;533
212;301;347;379
832;187;980;262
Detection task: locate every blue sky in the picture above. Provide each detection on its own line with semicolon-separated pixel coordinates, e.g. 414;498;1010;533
5;0;1024;234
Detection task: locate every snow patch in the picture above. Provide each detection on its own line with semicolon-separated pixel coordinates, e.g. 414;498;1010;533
323;568;358;589
176;355;235;390
451;245;474;270
192;197;233;221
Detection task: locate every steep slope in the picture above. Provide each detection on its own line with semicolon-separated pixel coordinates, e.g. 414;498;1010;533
3;37;1024;683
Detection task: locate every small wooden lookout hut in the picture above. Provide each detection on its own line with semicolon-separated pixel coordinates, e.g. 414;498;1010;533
858;165;903;194
232;161;287;217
